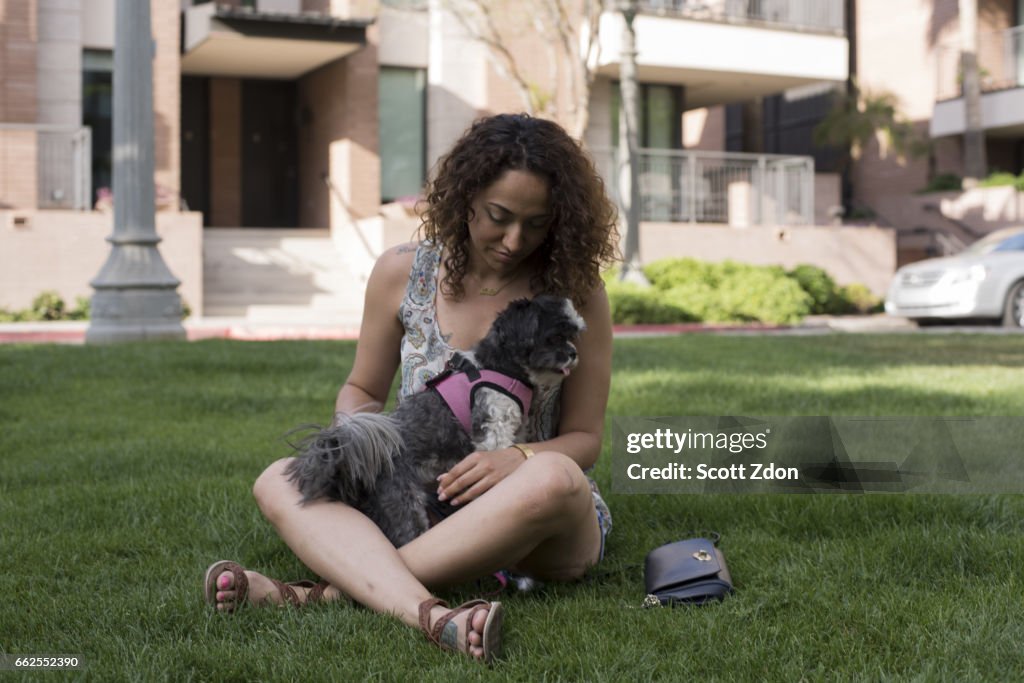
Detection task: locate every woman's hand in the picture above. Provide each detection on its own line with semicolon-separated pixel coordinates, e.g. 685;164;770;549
436;447;527;506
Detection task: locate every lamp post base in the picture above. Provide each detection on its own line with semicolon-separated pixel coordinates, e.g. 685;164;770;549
85;289;186;343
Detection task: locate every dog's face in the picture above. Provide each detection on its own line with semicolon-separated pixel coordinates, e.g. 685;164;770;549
486;295;586;385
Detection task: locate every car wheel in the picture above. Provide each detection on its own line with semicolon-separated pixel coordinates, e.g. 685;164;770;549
1002;280;1024;329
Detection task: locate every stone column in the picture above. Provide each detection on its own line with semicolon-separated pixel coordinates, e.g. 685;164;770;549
86;0;185;343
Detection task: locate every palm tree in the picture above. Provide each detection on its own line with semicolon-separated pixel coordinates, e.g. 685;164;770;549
959;0;987;182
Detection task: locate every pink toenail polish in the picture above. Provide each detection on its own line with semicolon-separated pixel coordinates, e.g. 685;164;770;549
218;575;230;589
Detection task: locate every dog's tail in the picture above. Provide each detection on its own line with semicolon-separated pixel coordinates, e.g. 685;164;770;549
285;412;403;504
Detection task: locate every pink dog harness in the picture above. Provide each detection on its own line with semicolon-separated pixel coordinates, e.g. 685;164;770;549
427;364;534;435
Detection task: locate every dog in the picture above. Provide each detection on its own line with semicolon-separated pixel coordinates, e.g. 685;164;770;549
284;295;586;547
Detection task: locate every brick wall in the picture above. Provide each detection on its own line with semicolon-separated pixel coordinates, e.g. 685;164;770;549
303;0;331;12
853;0;1017;206
298;62;344;228
152;0;180;208
0;130;37;209
853;0;945;202
0;0;38;209
340;22;380;219
0;0;38;124
298;21;379;228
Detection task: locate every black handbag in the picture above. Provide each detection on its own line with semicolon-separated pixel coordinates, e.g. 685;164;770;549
643;536;734;607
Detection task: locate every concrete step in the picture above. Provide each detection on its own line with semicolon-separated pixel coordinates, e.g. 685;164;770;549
202;228;367;325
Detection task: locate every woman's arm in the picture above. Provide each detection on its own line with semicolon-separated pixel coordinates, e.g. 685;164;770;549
333;244;416;417
437;286;613;505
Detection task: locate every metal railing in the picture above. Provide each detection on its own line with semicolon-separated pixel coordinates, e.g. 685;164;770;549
631;0;845;34
936;24;1024;101
591;147;815;226
380;0;428;9
1;124;92;210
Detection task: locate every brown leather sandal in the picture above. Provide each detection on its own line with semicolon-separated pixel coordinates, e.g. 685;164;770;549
203;560;331;612
418;597;504;664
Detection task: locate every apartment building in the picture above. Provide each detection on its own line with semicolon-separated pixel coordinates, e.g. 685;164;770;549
16;0;1006;320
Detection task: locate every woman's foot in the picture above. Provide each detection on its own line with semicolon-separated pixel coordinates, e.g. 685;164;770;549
203;560;339;613
420;598;504;663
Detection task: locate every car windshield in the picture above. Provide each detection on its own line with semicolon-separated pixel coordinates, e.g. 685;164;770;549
962;230;1024;256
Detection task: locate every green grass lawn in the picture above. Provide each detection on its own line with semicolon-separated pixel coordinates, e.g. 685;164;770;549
2;334;1023;681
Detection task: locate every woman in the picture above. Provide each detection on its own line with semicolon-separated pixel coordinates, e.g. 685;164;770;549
205;113;620;663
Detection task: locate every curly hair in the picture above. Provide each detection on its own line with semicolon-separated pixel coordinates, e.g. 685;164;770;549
420;113;620;308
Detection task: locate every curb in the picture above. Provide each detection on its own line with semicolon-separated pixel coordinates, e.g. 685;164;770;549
0;315;919;345
0;321;362;344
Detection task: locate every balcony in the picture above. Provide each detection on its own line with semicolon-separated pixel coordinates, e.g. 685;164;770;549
593;0;848;108
931;25;1024;138
634;0;844;33
592;148;815;226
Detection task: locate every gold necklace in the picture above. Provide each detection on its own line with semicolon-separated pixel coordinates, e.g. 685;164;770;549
475;272;520;296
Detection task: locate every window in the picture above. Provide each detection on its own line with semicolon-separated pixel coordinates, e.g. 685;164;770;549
611;83;683;149
379;67;426;202
82;49;113;207
994;232;1024;252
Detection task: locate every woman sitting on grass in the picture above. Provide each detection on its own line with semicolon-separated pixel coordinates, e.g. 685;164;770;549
204;113;620;663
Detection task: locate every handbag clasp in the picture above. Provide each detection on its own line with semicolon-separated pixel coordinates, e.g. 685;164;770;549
692;549;713;562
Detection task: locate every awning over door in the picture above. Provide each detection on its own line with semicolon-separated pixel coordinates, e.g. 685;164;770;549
181;4;372;79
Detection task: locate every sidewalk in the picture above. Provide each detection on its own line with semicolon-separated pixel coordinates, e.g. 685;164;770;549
0;314;924;344
0;317;363;344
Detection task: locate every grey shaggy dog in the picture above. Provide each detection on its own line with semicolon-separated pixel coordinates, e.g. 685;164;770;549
285;295;586;547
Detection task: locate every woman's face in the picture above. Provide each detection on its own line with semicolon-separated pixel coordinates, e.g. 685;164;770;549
466;169;551;274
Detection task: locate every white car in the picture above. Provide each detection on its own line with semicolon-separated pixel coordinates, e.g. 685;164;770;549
885;227;1024;328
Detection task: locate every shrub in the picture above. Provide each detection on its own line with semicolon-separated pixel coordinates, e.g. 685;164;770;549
605;280;697;324
977;171;1024;191
0;292;197;322
977;172;1018;188
917;173;963;194
0;292;91;322
643;258;712;290
31;291;67;321
786;264;847;314
609;260;878;324
626;258;812;325
839;283;882;314
67;296;91;321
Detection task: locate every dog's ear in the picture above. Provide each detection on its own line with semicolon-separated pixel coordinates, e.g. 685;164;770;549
530;295;585;336
491;297;539;350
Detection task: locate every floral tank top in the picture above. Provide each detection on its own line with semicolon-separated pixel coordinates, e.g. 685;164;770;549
396;241;613;543
397;242;562;441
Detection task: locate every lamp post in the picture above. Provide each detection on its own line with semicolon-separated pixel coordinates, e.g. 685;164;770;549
86;0;185;343
617;0;647;285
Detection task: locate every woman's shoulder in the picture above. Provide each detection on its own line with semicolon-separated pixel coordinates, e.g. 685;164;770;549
574;280;610;320
370;242;426;283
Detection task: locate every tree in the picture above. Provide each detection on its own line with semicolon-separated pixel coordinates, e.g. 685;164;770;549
443;0;603;138
814;82;930;167
958;0;987;182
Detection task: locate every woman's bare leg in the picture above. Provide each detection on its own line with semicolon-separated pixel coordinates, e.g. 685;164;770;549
213;452;600;656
